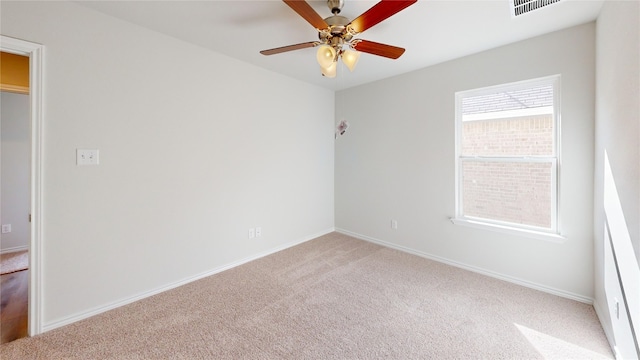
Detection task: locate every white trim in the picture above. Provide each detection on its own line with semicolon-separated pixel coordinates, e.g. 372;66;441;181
450;217;566;243
603;151;640;357
42;228;335;332
613;346;623;360
1;35;45;336
454;75;561;237
335;228;592;304
594;299;619;359
553;75;562;235
0;245;29;254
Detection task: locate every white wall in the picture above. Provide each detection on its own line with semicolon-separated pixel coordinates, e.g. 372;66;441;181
1;91;30;252
335;23;596;300
594;0;640;353
1;1;334;329
594;0;640;272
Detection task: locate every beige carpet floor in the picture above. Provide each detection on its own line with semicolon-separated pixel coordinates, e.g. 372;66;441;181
0;251;28;275
0;233;612;359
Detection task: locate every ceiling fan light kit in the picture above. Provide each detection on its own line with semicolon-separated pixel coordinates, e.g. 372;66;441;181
341;49;361;72
321;62;338;78
260;0;417;77
316;44;337;69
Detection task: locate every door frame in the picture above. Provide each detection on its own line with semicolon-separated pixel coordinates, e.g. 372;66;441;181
1;35;44;336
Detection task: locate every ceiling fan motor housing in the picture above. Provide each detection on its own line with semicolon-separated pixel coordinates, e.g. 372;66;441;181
327;0;344;14
324;15;351;35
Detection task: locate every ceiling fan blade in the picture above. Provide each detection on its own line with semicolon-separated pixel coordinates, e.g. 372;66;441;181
283;0;329;30
349;0;417;34
260;41;318;56
352;40;406;59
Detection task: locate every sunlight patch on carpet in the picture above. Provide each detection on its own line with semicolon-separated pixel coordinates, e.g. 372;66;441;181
515;323;612;359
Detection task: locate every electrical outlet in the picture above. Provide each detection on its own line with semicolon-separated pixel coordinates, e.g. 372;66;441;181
248;228;255;239
255;227;262;237
77;149;99;165
1;224;11;233
391;220;398;230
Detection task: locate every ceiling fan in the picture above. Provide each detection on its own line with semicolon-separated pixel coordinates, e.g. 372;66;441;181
260;0;417;78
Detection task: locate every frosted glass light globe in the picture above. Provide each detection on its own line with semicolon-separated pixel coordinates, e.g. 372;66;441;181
321;62;337;78
342;49;361;72
316;45;336;69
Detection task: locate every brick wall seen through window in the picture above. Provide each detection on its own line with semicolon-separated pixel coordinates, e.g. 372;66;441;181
455;76;559;233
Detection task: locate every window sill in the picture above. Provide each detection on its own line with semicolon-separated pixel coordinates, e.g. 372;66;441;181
450;217;567;243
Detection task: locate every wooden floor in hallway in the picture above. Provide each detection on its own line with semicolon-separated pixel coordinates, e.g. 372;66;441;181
1;269;28;344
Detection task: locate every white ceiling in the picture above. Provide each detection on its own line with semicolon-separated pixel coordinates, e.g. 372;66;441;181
76;0;604;91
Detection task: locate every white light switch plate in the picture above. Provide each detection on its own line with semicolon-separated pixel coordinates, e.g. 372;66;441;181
77;149;99;165
1;224;11;233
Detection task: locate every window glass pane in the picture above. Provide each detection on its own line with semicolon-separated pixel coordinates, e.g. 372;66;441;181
462;160;552;228
462;115;554;156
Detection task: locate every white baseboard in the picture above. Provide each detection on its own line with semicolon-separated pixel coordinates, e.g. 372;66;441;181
593;299;618;359
336;228;594;304
42;228;335;333
0;245;28;254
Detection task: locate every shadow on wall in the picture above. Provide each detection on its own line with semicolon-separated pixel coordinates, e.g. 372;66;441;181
603;149;640;359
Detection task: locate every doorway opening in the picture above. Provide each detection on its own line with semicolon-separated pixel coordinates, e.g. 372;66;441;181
0;35;44;340
1;51;30;342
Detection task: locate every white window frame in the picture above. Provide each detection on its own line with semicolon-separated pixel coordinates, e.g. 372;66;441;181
452;75;565;242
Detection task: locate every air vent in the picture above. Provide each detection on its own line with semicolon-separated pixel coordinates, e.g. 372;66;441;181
512;0;561;16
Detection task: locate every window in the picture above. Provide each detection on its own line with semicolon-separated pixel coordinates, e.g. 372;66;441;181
454;76;562;239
